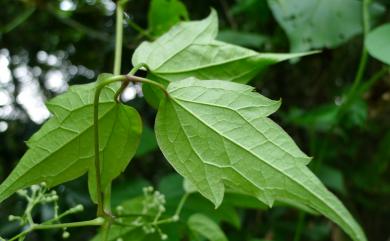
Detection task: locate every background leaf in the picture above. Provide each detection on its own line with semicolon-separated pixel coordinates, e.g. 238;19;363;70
147;0;189;37
366;23;390;65
188;213;228;241
155;78;366;241
135;124;158;157
217;30;268;49
268;0;385;52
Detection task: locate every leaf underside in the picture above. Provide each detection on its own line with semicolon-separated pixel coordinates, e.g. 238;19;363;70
155;78;366;241
268;0;385;52
134;9;313;108
0;74;142;203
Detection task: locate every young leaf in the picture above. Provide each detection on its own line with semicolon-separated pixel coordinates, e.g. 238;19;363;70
155;78;366;241
0;74;142;203
133;9;311;85
366;23;390;65
188;213;228;241
268;0;385;52
148;0;189;37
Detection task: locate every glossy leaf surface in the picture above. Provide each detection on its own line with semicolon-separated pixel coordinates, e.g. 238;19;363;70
155;78;366;241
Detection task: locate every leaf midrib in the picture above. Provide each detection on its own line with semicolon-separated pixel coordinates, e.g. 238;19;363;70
169;97;352;233
146;18;215;70
155;47;257;74
172;97;304;161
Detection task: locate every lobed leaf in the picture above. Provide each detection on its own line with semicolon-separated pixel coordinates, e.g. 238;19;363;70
268;0;385;52
0;74;142;203
155;78;366;241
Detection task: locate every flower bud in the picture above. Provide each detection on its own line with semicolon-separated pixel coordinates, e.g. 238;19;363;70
172;215;179;222
62;231;70;239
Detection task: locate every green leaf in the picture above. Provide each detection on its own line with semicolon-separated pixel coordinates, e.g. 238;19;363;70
155;78;366;241
318;165;346;195
268;0;385;52
188;213;228;241
135;124;158;157
366;23;390;65
148;0;189;37
0;74;142;203
217;30;268;49
133;9;312;85
286;105;339;132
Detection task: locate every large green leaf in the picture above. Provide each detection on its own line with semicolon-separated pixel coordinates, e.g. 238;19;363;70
133;9;310;85
148;0;189;37
0;74;142;203
155;78;366;241
268;0;385;52
366;23;390;65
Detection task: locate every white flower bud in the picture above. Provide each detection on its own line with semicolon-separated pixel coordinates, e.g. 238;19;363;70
31;185;40;192
17;189;27;196
172;215;179;222
62;231;70;239
159;206;166;212
116;205;124;214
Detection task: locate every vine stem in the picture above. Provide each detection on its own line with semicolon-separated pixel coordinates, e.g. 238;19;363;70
293;211;305;241
98;1;129;239
93;75;126;217
127;18;154;40
351;0;371;89
340;0;371;115
93;74;166;214
113;0;127;75
114;63;147;102
8;218;104;241
125;75;168;96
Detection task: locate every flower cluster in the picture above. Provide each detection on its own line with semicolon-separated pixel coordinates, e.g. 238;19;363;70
7;183;84;240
